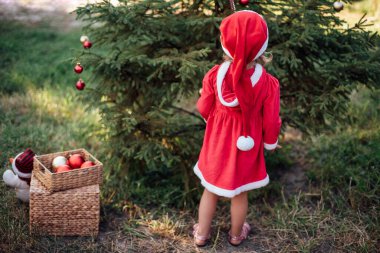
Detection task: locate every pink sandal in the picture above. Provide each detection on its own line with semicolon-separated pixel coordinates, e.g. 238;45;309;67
228;222;251;246
192;223;211;247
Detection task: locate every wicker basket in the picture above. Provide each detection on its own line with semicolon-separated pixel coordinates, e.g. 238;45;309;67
30;174;100;236
33;148;103;193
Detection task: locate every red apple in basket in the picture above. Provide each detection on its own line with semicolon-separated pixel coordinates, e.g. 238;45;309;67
81;161;96;169
56;165;72;173
68;154;85;169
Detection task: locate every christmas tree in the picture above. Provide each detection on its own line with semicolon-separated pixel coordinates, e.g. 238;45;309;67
75;0;380;205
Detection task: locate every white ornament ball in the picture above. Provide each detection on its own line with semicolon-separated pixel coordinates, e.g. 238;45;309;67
237;136;254;151
80;35;89;43
52;156;68;170
333;1;344;12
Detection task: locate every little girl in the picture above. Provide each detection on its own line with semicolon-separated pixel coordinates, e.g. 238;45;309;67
193;11;281;247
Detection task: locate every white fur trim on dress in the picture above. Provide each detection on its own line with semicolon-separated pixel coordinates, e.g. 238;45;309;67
194;162;269;198
216;62;264;107
264;140;278;150
237;136;254;151
12;152;32;178
216;61;239;107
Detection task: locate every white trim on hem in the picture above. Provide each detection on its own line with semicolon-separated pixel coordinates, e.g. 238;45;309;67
193;162;269;198
264;140;278;150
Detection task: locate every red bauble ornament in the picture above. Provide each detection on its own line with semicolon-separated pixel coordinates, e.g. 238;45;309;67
76;79;86;90
74;63;83;74
239;0;249;5
68;154;85;169
55;165;72;173
83;40;92;49
81;161;96;169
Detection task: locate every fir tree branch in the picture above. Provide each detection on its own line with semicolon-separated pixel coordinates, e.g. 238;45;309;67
167;124;205;137
169;105;205;122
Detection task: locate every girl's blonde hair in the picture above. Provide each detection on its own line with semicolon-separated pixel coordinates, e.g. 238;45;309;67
223;52;273;68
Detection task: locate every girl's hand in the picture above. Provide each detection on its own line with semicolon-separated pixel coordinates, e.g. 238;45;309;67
270;144;282;153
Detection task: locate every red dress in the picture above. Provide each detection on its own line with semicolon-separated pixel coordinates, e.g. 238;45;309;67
194;63;281;198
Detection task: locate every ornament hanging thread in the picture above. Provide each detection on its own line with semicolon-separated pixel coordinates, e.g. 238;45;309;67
229;0;236;12
228;0;250;12
73;35;94;91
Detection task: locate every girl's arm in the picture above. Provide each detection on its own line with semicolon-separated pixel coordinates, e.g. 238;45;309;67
197;66;218;121
262;75;282;150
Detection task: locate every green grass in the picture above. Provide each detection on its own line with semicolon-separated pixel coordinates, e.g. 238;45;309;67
0;17;379;253
303;87;380;252
0;20;108;252
0;19;103;173
0;21;89;93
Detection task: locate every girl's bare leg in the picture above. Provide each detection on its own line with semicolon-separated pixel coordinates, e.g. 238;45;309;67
197;189;218;237
230;191;248;237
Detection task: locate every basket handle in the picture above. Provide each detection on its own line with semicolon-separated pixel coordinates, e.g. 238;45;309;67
36;161;47;174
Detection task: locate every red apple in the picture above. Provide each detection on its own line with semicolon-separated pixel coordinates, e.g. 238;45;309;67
68;154;85;169
81;161;96;169
56;165;72;173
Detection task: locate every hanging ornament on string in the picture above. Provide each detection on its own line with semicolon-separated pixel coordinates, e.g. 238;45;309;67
333;1;344;12
85;0;91;13
74;30;91;91
239;0;250;6
80;35;93;49
76;79;86;91
80;35;89;43
229;0;236;12
83;40;92;49
85;4;91;12
74;63;83;74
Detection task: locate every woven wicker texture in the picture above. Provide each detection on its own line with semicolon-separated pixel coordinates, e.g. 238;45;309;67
33;148;103;193
30;175;100;236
